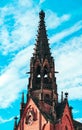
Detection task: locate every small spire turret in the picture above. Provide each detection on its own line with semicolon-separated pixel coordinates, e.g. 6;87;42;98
13;117;18;130
20;92;25;117
65;92;68;101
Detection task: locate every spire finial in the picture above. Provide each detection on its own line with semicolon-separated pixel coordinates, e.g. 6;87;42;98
39;10;45;19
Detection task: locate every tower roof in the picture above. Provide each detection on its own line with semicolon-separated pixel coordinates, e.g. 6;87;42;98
33;10;51;59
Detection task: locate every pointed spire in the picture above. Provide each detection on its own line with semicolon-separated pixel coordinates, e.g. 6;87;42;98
33;10;51;60
13;116;18;130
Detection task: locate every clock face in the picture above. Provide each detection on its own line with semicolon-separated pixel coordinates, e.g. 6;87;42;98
26;109;34;125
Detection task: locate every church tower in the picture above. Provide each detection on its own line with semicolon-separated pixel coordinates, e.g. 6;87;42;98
28;10;58;117
13;10;82;130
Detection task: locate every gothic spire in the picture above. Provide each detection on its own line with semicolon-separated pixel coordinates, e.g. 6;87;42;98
33;10;51;59
28;10;58;106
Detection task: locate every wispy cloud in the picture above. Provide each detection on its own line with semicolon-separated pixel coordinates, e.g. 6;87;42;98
46;10;70;29
0;116;14;124
0;45;33;108
0;5;38;55
52;35;82;100
39;0;45;4
50;20;82;43
73;110;79;114
18;0;33;7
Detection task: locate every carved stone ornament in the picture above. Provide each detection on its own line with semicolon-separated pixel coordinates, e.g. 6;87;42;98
25;108;34;125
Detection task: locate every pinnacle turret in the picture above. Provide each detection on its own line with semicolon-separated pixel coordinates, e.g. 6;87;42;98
20;92;25;117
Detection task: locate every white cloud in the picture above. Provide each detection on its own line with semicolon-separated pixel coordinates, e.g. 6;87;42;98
65;87;82;100
18;0;33;7
0;3;39;55
46;10;70;29
73;110;79;114
50;20;82;43
39;0;45;4
52;35;82;100
0;116;14;124
75;118;82;123
0;45;34;108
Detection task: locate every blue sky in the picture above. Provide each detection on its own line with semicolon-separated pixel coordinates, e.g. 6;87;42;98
0;0;82;130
